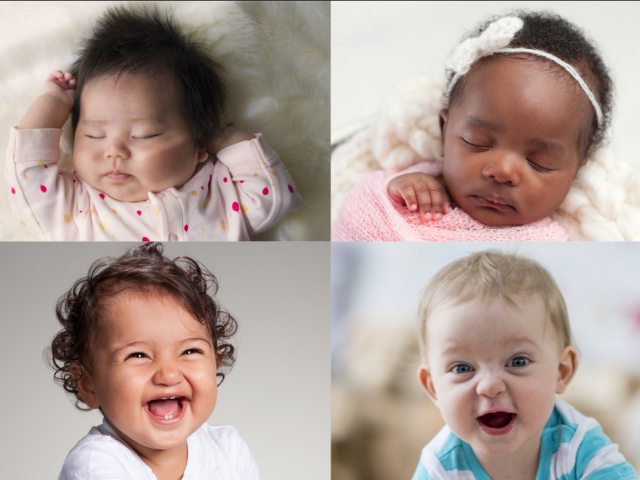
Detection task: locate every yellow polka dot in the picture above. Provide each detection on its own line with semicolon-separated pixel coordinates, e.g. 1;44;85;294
38;161;44;166
113;209;117;214
201;226;205;231
64;193;67;197
271;170;276;176
112;235;115;239
221;219;226;230
20;221;26;227
30;214;34;219
64;215;70;223
203;201;207;208
191;190;197;196
23;174;28;180
99;222;105;230
241;205;248;213
254;172;259;176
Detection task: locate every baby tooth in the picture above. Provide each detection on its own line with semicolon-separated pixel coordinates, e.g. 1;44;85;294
170;397;175;399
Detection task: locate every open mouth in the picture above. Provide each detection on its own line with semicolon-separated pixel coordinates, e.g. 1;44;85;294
144;396;189;423
477;412;516;436
470;195;516;212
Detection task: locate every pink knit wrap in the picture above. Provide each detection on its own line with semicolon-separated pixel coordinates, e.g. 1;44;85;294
332;163;569;242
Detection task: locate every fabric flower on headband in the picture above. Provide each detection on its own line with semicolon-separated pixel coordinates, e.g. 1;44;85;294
445;16;523;77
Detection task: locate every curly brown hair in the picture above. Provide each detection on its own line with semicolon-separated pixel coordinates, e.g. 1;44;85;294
46;242;237;410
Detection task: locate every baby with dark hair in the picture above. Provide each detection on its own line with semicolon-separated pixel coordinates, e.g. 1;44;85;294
333;11;615;241
48;242;261;479
6;4;301;241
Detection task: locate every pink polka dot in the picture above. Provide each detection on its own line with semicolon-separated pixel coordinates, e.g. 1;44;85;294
262;187;269;195
73;179;76;183
232;202;239;212
43;165;48;169
142;237;150;242
288;184;293;193
137;210;142;216
79;210;83;214
201;186;204;190
40;185;47;193
209;174;212;181
239;180;244;183
184;224;189;232
223;177;228;183
10;187;15;194
99;193;105;199
58;172;62;175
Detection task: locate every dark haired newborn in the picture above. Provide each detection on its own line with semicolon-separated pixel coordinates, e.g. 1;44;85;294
48;242;262;479
7;5;301;241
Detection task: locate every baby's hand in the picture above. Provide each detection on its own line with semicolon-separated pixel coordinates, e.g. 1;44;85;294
208;124;255;155
42;70;77;109
387;172;453;221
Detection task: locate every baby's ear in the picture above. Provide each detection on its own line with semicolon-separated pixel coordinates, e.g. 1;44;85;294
439;109;449;158
70;363;100;409
556;346;578;395
418;365;438;405
197;135;210;164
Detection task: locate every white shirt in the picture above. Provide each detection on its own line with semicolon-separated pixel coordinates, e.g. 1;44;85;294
59;420;262;480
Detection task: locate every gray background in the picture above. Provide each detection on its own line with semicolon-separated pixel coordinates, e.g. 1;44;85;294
332;1;640;168
0;242;330;479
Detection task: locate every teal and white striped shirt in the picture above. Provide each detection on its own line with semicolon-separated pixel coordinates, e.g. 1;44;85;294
412;399;638;480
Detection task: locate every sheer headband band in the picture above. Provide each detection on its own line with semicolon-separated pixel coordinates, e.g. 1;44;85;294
445;16;603;125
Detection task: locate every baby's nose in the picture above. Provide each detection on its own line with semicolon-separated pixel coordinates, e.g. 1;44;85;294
475;371;507;398
482;152;521;185
152;362;183;385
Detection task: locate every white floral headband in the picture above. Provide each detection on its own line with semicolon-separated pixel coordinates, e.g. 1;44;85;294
445;16;603;125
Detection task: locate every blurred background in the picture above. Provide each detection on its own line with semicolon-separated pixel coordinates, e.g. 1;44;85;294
331;242;640;479
332;1;640;169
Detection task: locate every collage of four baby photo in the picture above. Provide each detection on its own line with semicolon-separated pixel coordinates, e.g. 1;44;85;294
1;2;639;479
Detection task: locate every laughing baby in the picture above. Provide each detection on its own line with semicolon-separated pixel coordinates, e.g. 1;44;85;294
48;243;261;479
413;251;637;479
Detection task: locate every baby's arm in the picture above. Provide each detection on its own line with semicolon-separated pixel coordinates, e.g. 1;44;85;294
213;130;301;235
17;71;76;130
6;71;80;239
388;172;453;221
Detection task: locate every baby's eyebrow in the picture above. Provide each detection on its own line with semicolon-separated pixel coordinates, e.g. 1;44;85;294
179;337;213;349
526;137;565;157
81;118;165;126
463;115;503;133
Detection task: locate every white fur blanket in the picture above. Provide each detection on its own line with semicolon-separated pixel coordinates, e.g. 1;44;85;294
332;75;640;241
0;1;329;241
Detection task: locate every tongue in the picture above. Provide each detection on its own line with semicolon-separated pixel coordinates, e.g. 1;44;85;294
148;399;179;417
480;412;512;428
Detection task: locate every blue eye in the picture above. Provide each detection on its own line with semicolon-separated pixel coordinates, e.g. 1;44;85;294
452;364;473;374
507;357;529;368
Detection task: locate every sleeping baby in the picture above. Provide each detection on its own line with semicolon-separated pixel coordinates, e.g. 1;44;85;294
6;4;301;241
332;11;613;241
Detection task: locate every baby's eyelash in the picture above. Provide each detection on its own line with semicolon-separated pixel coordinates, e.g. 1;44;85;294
133;135;160;140
527;160;553;173
182;348;203;356
462;138;490;149
126;352;147;359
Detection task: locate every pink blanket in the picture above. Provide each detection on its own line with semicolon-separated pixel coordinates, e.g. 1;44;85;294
332;165;569;242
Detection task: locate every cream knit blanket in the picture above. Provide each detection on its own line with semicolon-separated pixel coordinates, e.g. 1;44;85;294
332;75;640;241
1;1;329;241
